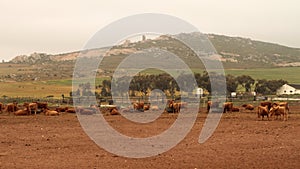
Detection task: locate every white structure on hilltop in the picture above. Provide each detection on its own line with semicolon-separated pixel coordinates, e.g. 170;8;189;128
276;84;300;95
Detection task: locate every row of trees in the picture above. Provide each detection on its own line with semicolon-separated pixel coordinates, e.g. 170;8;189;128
72;72;287;97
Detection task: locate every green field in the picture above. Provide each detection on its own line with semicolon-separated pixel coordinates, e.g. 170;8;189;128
225;67;300;84
0;77;110;98
0;81;71;98
1;67;299;98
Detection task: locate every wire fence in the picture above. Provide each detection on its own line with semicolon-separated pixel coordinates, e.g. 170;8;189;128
0;95;299;108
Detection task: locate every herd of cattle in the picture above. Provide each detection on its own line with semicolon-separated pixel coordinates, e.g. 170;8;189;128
207;101;289;121
0;100;290;120
0;102;68;116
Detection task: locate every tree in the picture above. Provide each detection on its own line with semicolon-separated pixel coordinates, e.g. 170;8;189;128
266;79;287;93
226;74;238;93
255;79;287;95
102;80;111;93
195;71;210;93
255;79;269;94
101;87;109;97
236;75;255;92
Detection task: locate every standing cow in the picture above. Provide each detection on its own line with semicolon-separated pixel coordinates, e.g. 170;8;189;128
260;101;272;111
0;102;3;113
269;104;288;121
257;105;269;120
5;102;18;115
223;102;233;113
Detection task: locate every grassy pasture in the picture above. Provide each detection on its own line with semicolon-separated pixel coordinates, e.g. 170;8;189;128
225;67;300;84
0;77;111;98
1;66;299;98
0;81;71;98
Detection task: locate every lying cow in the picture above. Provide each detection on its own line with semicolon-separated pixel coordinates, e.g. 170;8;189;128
110;108;119;115
43;109;60;116
14;108;30;116
133;101;145;112
36;102;48;110
242;104;255;111
150;105;160;111
232;107;240;112
143;104;150;111
65;108;76;113
75;107;97;115
166;100;181;113
55;107;68;113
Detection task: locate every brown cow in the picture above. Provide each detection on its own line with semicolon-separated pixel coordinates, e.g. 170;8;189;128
144;104;150;111
167;100;181;113
232;107;240;112
223;102;233;113
257;105;269;120
207;101;222;113
207;101;212;113
242;104;255;111
110;108;119;115
260;101;272;111
272;102;289;114
36;102;48;110
76;107;96;115
14;108;30;116
133;101;145;111
269;105;288;121
150;105;160;111
5;102;18;115
43;109;60;116
27;103;38;115
66;108;76;113
0;102;3;113
55;107;68;112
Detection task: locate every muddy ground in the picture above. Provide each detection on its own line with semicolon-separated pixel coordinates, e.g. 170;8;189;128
0;107;300;169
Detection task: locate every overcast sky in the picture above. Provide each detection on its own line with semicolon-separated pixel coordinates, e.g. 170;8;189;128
0;0;299;61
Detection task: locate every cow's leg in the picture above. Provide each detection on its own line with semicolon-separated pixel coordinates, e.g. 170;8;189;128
284;113;287;121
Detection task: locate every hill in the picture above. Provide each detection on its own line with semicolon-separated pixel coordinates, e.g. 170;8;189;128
209;34;300;68
9;33;300;69
3;33;300;83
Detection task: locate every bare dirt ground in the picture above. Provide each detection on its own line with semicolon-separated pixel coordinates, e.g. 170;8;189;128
1;107;300;169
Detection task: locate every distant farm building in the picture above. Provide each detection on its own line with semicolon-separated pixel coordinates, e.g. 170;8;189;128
277;84;300;95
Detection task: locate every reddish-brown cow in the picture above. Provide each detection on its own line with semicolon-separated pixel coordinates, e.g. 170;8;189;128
257;105;269;120
223;102;233;113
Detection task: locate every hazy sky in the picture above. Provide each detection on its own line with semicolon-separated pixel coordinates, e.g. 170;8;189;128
0;0;299;61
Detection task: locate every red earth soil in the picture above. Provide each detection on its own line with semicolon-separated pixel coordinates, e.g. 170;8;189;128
1;106;300;169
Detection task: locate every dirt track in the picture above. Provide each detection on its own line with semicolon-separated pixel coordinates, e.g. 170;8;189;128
1;108;300;169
